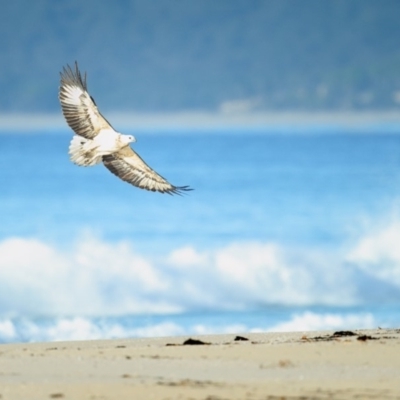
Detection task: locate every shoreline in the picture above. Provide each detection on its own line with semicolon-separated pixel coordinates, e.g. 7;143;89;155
1;328;399;399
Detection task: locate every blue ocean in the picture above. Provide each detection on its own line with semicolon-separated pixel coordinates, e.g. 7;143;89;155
1;125;400;343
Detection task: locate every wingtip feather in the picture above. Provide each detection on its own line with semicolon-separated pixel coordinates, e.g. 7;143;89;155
168;185;194;196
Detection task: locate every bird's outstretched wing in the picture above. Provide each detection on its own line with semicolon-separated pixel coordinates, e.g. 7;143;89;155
59;62;114;139
102;146;192;195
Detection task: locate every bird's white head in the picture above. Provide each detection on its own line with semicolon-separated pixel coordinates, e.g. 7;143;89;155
123;134;136;144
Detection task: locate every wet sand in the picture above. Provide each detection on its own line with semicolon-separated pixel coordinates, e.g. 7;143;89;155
0;328;399;399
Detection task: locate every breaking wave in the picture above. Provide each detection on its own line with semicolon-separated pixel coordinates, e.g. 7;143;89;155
1;218;400;318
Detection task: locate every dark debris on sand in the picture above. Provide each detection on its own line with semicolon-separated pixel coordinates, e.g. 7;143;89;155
302;330;381;342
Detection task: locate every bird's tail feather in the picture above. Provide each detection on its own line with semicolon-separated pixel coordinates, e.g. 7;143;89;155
69;136;102;166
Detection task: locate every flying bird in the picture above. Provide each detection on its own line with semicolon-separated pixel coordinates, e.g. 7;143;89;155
58;62;192;195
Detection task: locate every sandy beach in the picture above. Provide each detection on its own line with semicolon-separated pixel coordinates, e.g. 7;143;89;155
0;328;399;399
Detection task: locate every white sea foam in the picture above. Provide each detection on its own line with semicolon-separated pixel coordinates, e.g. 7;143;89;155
0;319;16;341
347;220;400;286
0;310;383;343
0;236;180;316
269;311;376;332
0;317;180;342
0;218;400;317
0;315;251;343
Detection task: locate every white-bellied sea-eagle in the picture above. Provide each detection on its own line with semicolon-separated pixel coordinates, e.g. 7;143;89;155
58;62;192;195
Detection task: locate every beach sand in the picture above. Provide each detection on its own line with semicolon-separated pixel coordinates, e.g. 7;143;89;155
0;328;399;399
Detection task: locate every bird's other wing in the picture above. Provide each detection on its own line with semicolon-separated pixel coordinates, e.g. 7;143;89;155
59;62;114;139
102;146;193;195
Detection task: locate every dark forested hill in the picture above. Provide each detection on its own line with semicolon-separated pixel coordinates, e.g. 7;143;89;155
1;0;400;113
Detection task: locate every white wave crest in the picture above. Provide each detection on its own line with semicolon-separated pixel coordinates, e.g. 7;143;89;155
347;221;400;286
0;235;178;316
0;223;400;317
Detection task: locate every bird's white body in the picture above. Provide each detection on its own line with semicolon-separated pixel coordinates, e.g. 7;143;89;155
69;130;135;166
